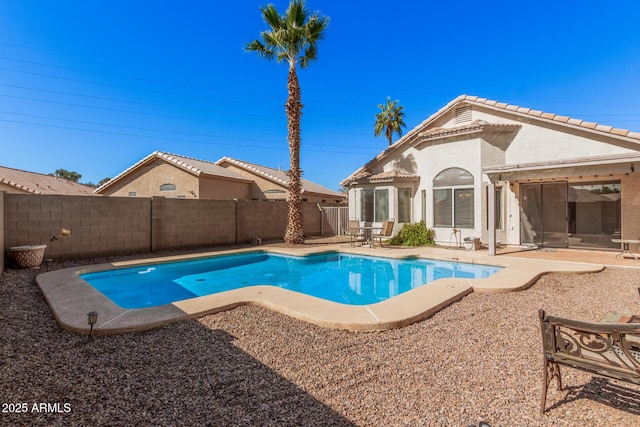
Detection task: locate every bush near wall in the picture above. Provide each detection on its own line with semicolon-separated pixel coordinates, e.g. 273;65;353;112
387;221;436;246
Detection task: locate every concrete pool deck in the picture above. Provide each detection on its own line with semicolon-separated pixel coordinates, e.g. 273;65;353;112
35;244;605;335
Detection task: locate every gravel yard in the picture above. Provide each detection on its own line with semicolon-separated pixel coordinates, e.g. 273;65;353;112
2;253;640;426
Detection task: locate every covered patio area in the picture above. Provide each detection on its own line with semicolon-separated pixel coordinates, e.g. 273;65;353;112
484;152;640;256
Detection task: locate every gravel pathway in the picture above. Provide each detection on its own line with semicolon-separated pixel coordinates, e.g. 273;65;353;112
2;254;640;426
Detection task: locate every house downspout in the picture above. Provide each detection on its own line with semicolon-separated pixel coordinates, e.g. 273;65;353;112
488;181;496;256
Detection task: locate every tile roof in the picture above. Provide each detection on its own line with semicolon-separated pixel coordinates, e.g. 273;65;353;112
217;156;341;196
417;119;521;141
153;152;249;180
95;151;250;193
350;169;419;183
0;165;96;195
341;94;640;186
459;95;640;140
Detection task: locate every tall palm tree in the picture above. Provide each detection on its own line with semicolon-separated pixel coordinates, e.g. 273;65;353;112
245;0;329;245
374;97;407;145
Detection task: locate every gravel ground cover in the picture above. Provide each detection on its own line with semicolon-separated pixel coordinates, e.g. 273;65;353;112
2;252;640;426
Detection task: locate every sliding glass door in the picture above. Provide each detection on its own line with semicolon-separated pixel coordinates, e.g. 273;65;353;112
568;183;620;249
541;183;568;247
520;182;567;248
521;181;621;249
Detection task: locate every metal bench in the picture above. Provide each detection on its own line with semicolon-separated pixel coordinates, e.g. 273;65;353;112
538;309;640;414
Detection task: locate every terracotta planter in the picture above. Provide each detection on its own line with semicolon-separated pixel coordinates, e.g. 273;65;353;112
10;245;47;268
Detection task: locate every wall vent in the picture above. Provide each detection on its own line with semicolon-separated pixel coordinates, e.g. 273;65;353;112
454;106;472;124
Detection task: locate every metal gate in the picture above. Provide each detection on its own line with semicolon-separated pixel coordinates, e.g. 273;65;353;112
320;206;350;236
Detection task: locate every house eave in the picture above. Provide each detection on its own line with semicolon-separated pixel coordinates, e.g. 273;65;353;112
413;123;522;148
483;152;640;182
345;175;420;187
199;172;253;184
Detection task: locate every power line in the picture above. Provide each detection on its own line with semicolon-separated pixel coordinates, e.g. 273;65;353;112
3;55;638;126
0;59;371;109
0;110;380;144
0;63;380;121
0;93;206;121
0;117;381;155
0;81;376;125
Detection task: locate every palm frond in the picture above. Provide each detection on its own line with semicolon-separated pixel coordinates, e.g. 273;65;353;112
300;44;317;68
245;39;275;61
286;0;306;28
374;97;407;145
306;14;329;40
247;0;328;69
261;4;283;30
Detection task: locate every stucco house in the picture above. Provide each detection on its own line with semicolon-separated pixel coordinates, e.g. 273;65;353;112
217;156;343;203
341;95;640;255
95;151;343;203
94;151;253;199
0;165;96;195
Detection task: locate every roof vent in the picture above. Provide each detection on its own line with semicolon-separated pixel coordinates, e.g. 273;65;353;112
454;106;472;124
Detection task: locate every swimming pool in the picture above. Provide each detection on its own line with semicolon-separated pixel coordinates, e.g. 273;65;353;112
81;252;502;309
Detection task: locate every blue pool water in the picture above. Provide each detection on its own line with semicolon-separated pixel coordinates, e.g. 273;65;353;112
81;252;502;309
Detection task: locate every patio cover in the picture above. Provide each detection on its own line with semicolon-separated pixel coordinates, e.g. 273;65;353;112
483;152;640;183
482;152;640;256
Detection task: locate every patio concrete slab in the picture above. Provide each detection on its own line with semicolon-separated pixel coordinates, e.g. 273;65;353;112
35;244;604;335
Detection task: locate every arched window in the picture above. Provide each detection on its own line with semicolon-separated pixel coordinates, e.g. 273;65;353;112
159;183;176;192
433;168;474;228
433;168;474;187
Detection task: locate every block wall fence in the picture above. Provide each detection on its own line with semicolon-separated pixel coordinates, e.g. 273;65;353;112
1;192;334;272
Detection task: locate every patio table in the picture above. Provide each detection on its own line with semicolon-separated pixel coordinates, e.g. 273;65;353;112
611;238;640;261
355;226;383;248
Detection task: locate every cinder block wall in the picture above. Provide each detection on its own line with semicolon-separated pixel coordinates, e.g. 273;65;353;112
237;200;288;243
0;191;4;273
3;194;331;263
153;198;237;251
4;194;151;260
235;201;324;243
302;202;323;236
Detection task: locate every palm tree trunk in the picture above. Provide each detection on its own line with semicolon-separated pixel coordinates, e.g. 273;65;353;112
284;64;305;244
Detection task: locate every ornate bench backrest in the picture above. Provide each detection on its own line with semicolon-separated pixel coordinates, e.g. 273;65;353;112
539;309;640;384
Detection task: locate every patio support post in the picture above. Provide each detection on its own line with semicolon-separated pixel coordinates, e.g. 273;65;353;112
488;181;496;256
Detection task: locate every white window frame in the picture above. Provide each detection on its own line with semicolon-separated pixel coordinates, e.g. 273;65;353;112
433;168;475;228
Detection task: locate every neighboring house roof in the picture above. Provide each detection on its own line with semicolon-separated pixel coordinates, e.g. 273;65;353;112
217;156;342;197
341;94;640;186
0;165;96;195
95;151;252;193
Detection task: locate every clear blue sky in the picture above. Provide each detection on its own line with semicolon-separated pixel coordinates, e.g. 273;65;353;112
1;1;639;190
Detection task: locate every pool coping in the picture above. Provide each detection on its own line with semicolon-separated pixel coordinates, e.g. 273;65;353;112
35;244;603;335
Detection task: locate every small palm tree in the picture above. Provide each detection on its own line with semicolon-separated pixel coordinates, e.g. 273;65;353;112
374;97;407;145
246;0;329;245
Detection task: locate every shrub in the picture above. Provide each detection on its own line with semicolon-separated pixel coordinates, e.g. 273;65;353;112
387;221;436;246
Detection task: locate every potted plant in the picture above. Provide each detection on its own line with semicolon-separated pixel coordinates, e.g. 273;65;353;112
9;228;71;268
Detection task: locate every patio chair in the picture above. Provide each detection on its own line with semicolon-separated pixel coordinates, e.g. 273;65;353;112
344;218;364;246
372;219;395;247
